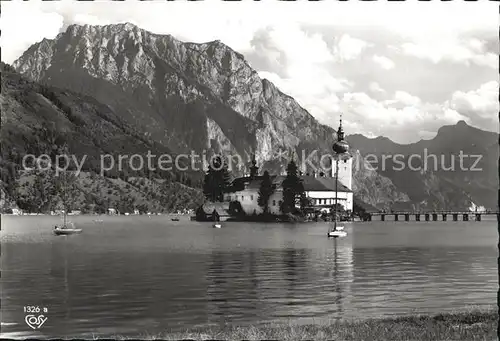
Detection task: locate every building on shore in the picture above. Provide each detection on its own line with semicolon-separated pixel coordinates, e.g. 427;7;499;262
11;208;23;215
225;174;353;216
224;119;353;216
469;202;486;212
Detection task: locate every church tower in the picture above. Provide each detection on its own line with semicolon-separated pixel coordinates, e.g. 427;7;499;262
331;116;353;190
249;154;259;179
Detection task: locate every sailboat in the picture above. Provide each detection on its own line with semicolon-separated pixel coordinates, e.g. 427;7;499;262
53;154;82;236
54;212;82;235
328;222;347;238
328;116;348;238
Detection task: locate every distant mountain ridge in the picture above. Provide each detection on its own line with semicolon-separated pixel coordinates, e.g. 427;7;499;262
347;121;499;210
11;22;409;209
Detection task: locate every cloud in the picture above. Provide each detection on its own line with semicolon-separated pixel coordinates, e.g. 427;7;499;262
391;91;421;107
0;2;64;64
253;23;354;125
369;82;386;94
372;55;395;70
333;34;372;62
72;14;111;27
399;38;497;69
450;81;499;122
250;23;334;76
338;91;471;143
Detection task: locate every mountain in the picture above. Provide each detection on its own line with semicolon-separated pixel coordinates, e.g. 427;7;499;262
347;121;499;210
0;62;203;213
11;23;409;209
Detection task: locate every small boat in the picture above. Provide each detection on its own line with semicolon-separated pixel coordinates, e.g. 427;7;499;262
327;221;347;238
54;222;82;235
213;223;222;228
327;230;347;238
171;217;180;221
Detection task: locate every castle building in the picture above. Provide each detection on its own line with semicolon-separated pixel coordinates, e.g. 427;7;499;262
224;117;353;215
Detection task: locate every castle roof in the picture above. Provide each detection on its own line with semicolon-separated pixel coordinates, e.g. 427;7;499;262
229;175;351;193
302;175;351;192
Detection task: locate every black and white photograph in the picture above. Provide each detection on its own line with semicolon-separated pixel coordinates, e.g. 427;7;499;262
0;0;498;339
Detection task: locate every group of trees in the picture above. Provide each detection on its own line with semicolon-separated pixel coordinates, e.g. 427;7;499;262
257;159;308;216
280;159;308;214
257;170;274;214
202;155;232;202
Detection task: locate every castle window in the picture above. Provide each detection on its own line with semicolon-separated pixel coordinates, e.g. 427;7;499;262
273;200;276;206
250;195;254;201
242;196;244;201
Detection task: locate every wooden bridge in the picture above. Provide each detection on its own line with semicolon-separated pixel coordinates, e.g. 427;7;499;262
360;211;500;222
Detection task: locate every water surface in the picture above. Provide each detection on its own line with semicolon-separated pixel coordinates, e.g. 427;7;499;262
0;215;497;338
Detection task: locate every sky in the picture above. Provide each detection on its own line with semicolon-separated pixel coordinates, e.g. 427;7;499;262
1;0;498;144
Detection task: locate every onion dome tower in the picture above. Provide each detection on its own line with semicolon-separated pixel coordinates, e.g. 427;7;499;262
331;115;353;191
333;117;349;154
249;153;259;179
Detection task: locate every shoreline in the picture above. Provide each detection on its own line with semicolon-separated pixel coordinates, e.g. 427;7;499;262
108;309;498;341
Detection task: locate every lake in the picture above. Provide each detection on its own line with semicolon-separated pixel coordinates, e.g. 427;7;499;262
0;215;497;339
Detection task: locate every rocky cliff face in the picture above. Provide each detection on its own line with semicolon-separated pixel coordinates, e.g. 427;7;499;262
13;23;409;208
351;150;410;209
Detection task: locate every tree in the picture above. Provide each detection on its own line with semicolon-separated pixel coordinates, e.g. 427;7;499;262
54;170;80;213
137;204;149;214
221;156;232;195
1;160;19;207
203;155;232;203
203;162;217;202
281;159;305;214
299;186;310;211
257;170;274;214
24;170;55;213
94;200;107;214
117;195;135;214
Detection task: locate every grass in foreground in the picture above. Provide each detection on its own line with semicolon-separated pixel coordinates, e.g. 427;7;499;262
110;309;497;341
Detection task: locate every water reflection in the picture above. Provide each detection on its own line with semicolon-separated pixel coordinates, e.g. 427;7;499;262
282;248;308;301
331;240;344;317
310;239;354;321
206;251;261;324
